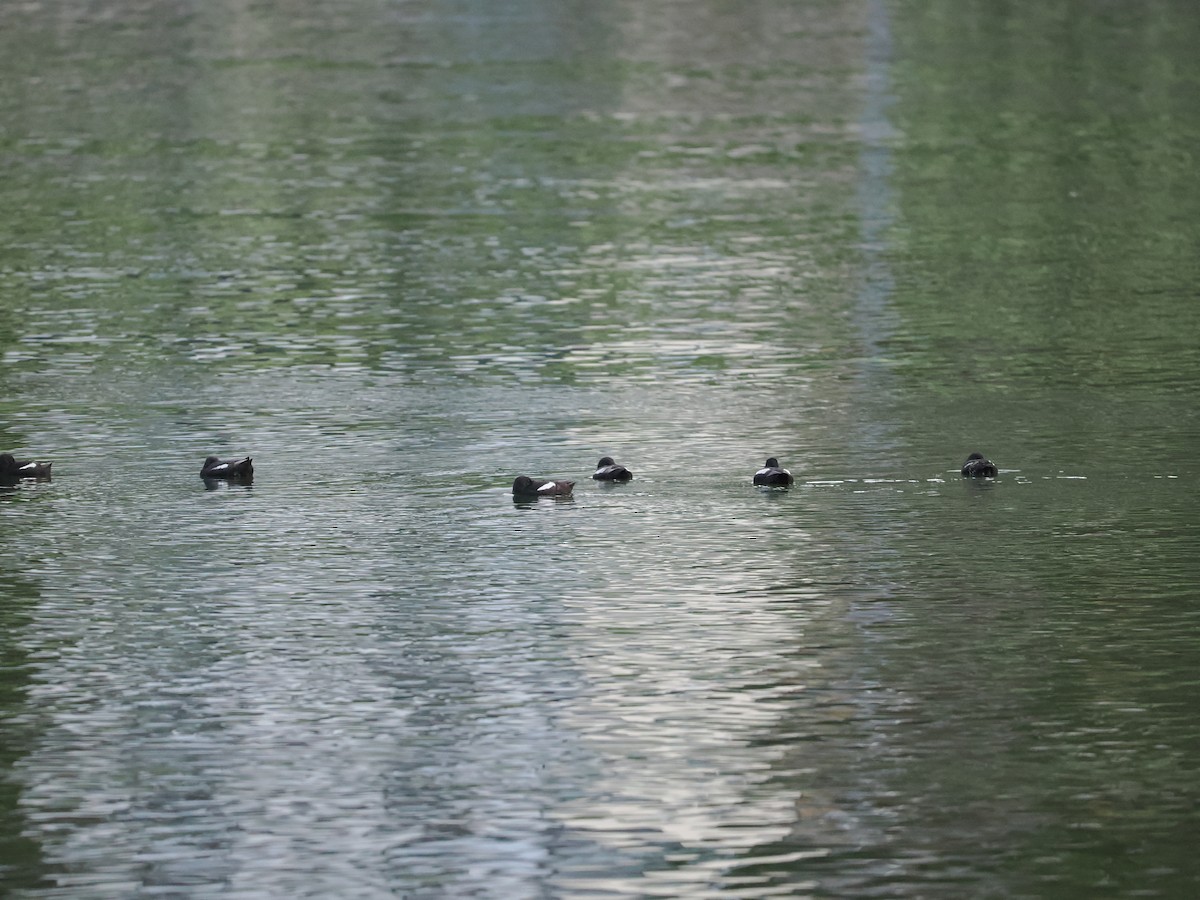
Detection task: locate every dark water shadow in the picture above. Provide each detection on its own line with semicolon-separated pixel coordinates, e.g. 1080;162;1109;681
201;477;254;492
511;494;576;509
0;571;51;890
0;477;52;499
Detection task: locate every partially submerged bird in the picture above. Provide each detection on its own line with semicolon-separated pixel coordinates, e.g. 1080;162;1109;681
592;456;633;482
512;475;574;497
201;455;254;480
0;453;52;480
961;452;997;478
753;456;794;487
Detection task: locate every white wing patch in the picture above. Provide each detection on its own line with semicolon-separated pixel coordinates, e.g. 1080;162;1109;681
19;462;36;470
537;481;555;492
212;463;229;472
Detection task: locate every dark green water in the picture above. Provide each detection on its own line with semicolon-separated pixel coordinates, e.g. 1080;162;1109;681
2;1;1198;897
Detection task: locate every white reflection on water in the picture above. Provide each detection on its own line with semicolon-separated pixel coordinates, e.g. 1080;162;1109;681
6;0;1200;894
8;370;1200;898
5;395;893;898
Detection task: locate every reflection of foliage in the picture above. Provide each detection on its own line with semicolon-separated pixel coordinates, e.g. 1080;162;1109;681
887;1;1200;393
0;91;863;384
0;0;867;387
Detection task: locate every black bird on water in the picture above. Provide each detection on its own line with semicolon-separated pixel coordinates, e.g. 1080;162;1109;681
753;457;794;487
960;452;997;478
201;455;254;480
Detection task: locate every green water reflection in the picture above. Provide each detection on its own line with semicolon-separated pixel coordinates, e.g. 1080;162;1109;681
1;0;1199;897
884;0;1200;464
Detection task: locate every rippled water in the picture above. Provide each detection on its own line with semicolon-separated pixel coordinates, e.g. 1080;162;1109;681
3;0;1200;897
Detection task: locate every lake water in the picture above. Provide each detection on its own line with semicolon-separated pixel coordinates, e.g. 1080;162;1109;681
2;1;1199;897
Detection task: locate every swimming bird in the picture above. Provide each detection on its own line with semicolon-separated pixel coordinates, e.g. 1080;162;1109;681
753;457;794;486
512;475;575;497
961;452;997;477
0;453;52;479
200;455;254;479
592;456;633;481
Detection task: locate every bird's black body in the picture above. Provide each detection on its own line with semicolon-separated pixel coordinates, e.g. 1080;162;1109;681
512;475;574;497
753;457;794;486
960;453;997;478
592;456;633;481
0;453;52;480
201;455;254;480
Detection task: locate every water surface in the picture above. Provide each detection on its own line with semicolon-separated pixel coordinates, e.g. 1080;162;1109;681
2;0;1199;897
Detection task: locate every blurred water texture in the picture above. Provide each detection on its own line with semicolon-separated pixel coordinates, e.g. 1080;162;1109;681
2;0;1199;897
